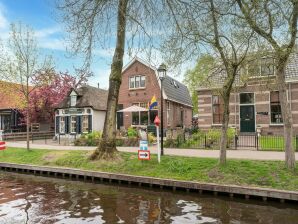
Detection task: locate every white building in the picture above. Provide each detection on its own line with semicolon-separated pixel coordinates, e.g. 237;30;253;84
55;85;108;137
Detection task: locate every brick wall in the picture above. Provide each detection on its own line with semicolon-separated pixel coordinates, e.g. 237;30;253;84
197;81;298;135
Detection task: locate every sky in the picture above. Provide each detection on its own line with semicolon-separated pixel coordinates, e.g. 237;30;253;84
0;0;187;89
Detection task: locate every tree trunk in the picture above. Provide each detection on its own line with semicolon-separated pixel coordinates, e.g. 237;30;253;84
26;102;30;151
219;70;236;165
219;95;230;165
276;57;296;169
91;0;128;160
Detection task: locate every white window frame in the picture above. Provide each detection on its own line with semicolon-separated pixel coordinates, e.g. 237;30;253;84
129;75;146;89
131;102;148;126
82;115;89;133
70;95;77;107
70;116;76;133
60;116;65;133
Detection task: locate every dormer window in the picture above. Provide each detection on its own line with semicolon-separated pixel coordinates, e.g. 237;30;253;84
70;91;77;107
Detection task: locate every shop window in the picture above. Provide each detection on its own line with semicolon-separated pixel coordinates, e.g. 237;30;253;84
131;102;148;125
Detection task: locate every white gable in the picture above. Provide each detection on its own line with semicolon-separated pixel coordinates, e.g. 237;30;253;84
70;90;77;96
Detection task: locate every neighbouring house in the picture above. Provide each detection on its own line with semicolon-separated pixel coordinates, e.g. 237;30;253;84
55;85;108;136
197;53;298;135
118;57;193;131
0;81;25;132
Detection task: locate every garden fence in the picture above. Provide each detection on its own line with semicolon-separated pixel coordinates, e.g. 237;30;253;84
164;132;298;151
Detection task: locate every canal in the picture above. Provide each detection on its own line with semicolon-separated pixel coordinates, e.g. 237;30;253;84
0;172;298;224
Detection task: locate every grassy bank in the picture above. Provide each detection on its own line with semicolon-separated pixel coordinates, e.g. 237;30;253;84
0;148;298;191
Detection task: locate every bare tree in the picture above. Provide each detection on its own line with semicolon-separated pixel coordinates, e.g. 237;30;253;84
57;0;163;159
164;0;254;164
0;23;52;150
236;0;298;169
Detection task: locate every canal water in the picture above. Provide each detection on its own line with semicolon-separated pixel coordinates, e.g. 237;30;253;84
0;172;298;224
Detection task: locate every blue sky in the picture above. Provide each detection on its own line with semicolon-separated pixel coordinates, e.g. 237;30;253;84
0;0;186;88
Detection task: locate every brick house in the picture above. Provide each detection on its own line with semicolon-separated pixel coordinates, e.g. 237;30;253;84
197;53;298;135
118;57;193;130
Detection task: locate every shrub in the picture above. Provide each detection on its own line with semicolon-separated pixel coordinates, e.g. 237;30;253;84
127;127;138;138
74;131;102;146
206;128;235;143
163;128;235;149
148;132;156;144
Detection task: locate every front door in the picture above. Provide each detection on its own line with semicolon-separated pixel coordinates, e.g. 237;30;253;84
117;104;124;130
240;105;255;132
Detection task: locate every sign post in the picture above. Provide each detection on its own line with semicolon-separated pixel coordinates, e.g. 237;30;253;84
154;115;161;163
138;150;150;160
138;140;150;160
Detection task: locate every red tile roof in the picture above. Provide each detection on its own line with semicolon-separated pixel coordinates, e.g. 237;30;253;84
0;81;26;110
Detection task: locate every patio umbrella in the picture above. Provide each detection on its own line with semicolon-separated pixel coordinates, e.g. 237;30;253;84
117;105;148;112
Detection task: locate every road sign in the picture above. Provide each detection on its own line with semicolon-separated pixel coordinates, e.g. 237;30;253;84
0;141;6;150
140;140;148;150
138;150;150;160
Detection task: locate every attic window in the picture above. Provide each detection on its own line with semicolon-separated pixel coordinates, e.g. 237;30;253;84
70;91;77;107
70;96;77;107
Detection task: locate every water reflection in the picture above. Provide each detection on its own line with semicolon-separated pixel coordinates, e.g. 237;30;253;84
0;172;298;224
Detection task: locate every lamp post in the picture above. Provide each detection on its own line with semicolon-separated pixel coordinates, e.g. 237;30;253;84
157;63;167;156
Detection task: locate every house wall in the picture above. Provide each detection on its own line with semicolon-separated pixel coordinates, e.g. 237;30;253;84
55;107;101;136
118;60;192;129
166;101;192;129
197;82;298;135
93;110;106;131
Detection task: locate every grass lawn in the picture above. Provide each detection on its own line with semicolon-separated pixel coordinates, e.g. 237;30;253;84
259;136;298;151
0;147;298;191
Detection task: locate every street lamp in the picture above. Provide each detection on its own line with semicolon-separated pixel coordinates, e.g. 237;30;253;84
157;63;167;156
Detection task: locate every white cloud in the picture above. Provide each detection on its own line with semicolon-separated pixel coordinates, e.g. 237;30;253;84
38;37;66;51
35;26;61;38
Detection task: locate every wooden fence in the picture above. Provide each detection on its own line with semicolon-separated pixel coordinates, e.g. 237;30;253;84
3;131;55;141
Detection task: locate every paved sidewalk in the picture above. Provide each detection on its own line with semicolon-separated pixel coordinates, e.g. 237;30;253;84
6;141;298;161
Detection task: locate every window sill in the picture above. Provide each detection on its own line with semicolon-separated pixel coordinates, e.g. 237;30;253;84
129;87;146;90
131;124;148;127
269;123;283;126
212;124;222;126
